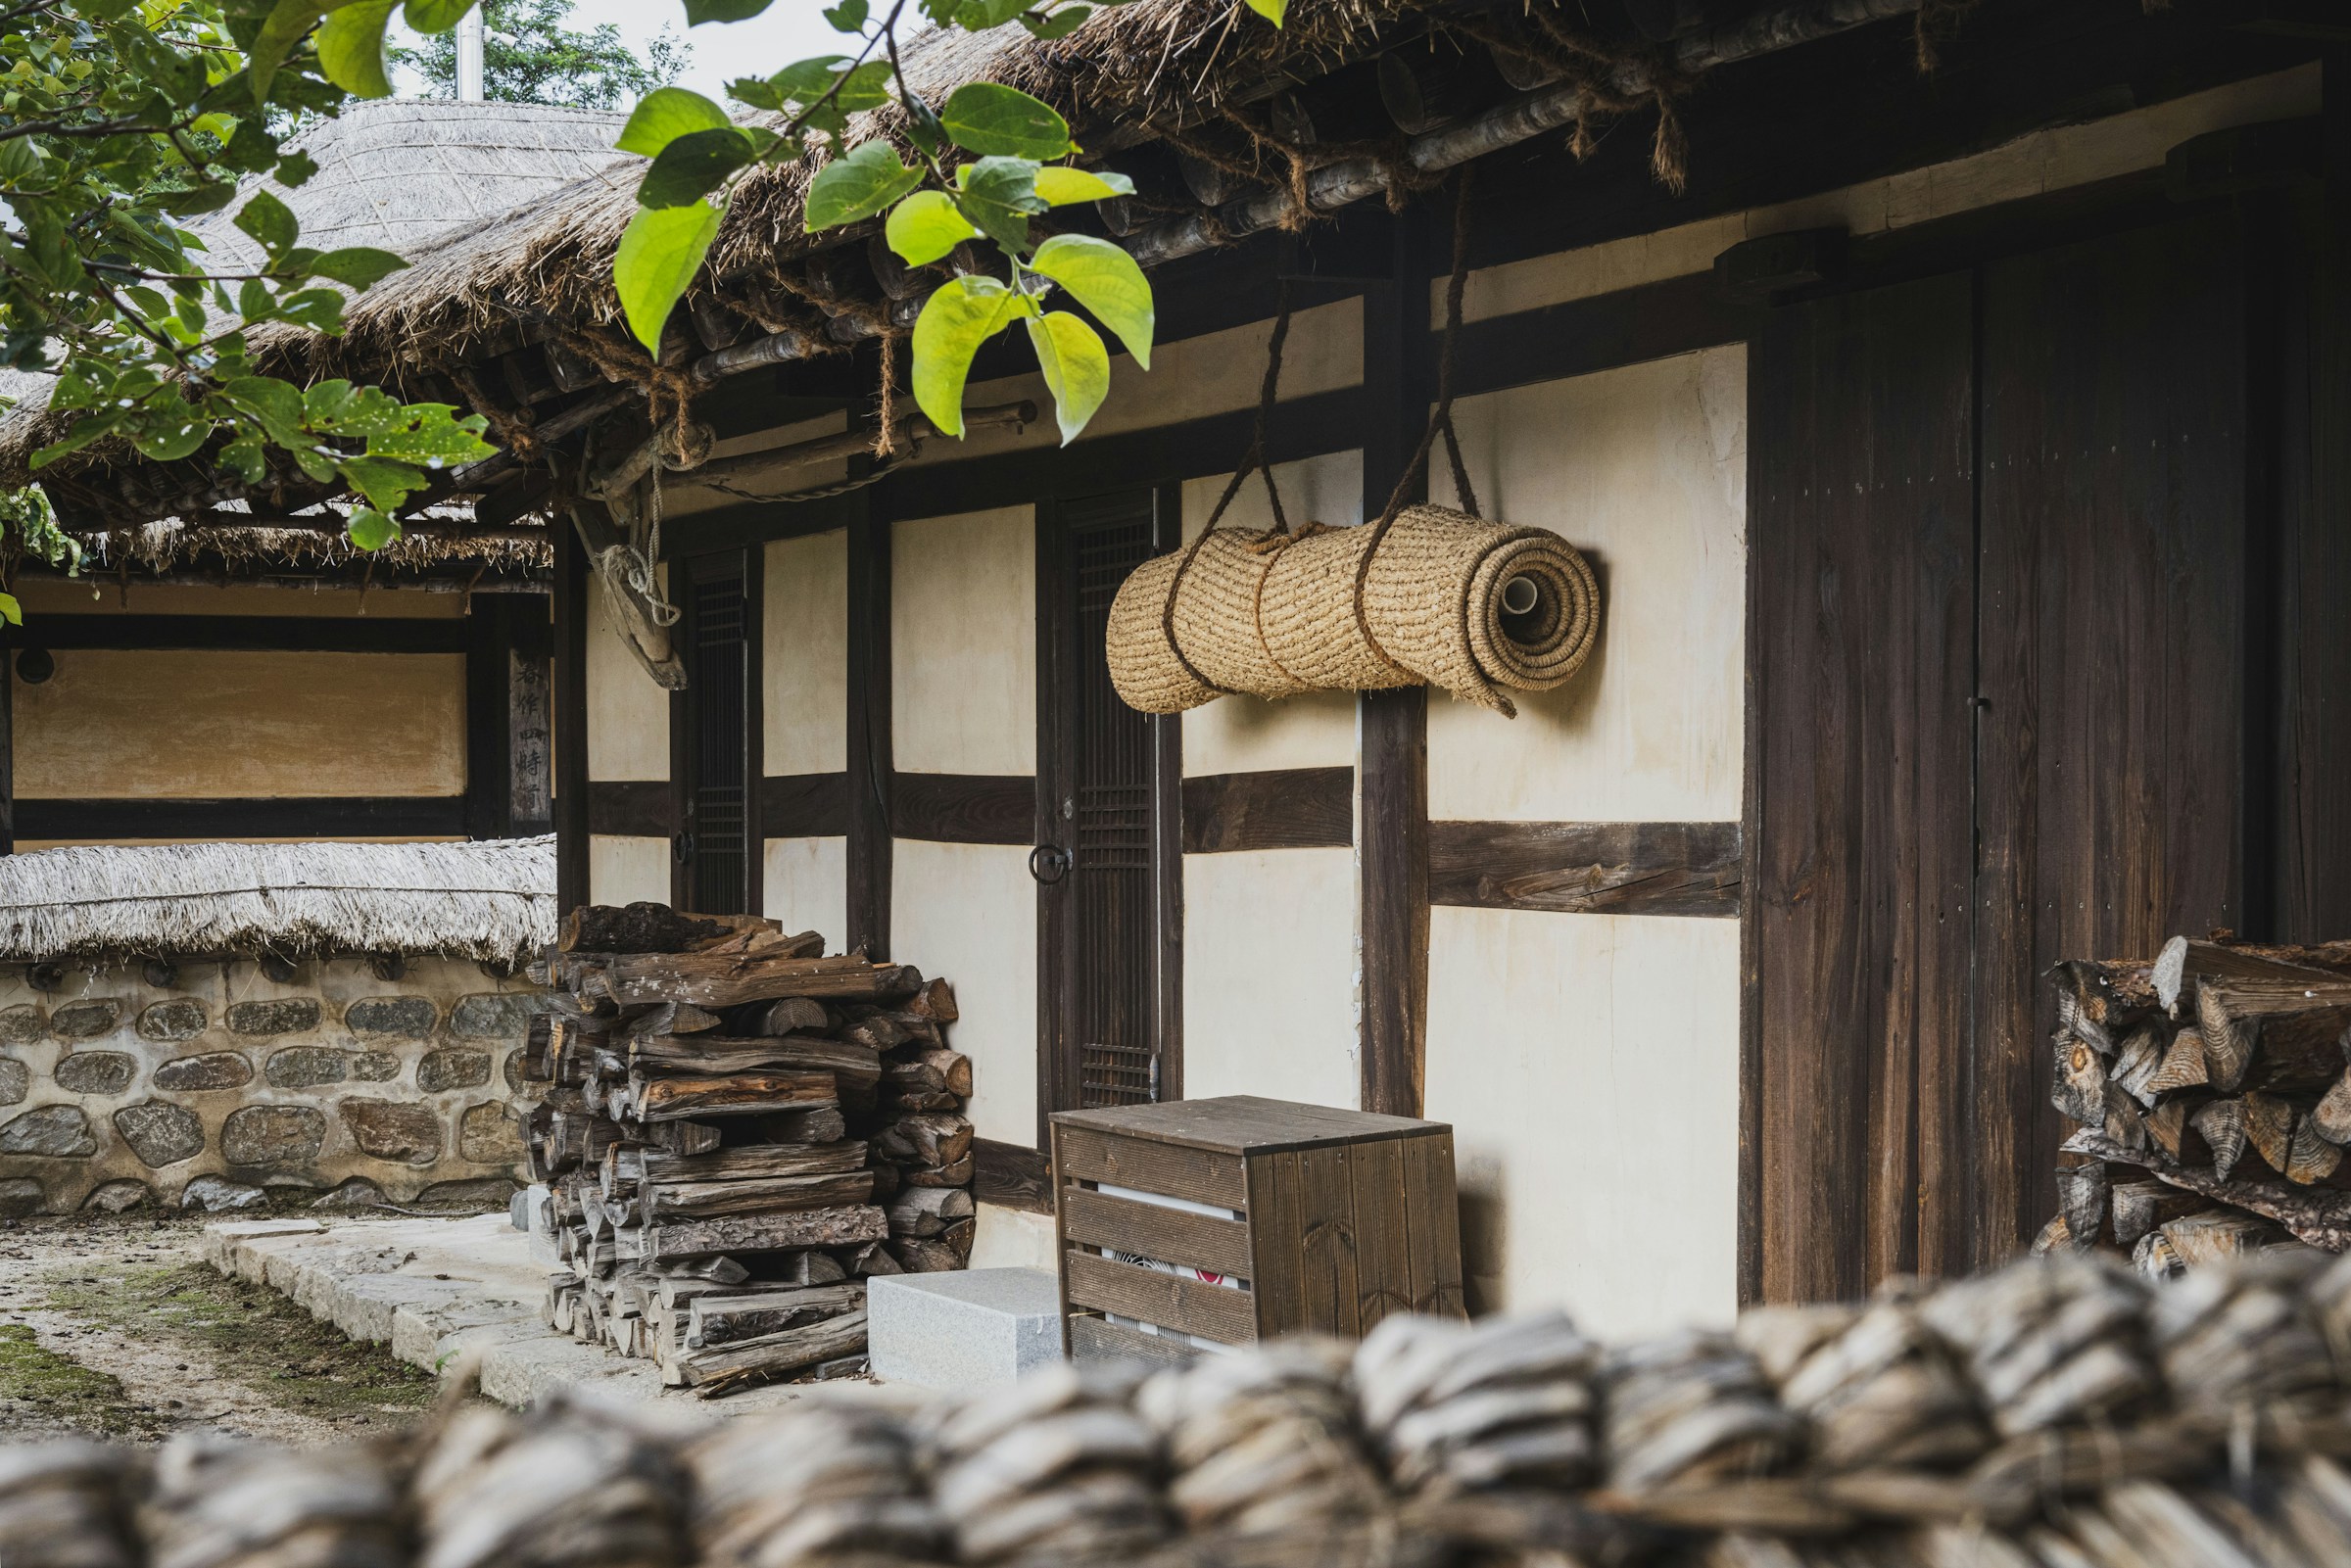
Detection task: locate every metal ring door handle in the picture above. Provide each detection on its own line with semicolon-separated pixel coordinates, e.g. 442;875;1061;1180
1029;844;1072;885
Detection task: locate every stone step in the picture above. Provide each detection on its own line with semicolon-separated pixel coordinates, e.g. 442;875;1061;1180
867;1267;1066;1391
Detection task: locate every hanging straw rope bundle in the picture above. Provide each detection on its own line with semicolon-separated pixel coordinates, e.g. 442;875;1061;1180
1105;172;1601;721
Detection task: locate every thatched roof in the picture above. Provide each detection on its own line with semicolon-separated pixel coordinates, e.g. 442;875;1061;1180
0;836;556;965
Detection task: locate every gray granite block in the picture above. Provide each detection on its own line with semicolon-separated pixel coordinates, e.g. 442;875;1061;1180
868;1268;1065;1391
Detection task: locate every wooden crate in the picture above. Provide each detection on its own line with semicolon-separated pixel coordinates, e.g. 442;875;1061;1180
1050;1095;1465;1363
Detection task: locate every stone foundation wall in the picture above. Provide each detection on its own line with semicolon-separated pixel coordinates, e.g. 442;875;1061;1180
0;955;544;1215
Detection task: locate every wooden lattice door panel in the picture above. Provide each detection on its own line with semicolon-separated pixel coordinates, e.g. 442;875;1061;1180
1038;490;1182;1135
673;550;757;917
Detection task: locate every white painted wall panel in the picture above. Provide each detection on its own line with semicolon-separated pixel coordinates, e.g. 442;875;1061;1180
970;1205;1058;1271
764;530;848;777
1181;849;1359;1111
1428;347;1746;823
1424;906;1739;1339
893;507;1036;776
764;836;847;951
587;576;670;782
1178;451;1364;778
892;840;1037;1148
591;835;669;907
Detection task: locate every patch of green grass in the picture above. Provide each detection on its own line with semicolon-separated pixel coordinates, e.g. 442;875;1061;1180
46;1265;437;1428
0;1323;157;1440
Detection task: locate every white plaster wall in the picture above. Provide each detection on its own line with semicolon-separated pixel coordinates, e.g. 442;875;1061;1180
970;1204;1059;1271
1456;66;2318;322
1181;849;1359;1111
1429;348;1746;823
587;579;670;782
1424;907;1740;1339
1178;451;1364;778
914;299;1363;469
590;836;669;907
764;837;847;951
891;840;1036;1148
764;530;848;777
893;507;1036;776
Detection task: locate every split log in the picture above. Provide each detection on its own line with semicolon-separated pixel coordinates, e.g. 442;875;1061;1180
2144;1028;2208;1094
869;1162;902;1202
888;1185;977;1237
889;1237;966;1272
619;1001;725;1041
881;1089;963;1114
646;1205;889;1261
2314;1066;2351;1146
2191;1099;2247;1182
755;1106;848;1145
642;1170;877;1220
2195;980;2257;1093
632;1033;881;1090
842;1016;911;1052
689;1282;864;1348
2110;1025;2162;1106
606;1140;867;1194
872;1113;973;1167
2243;1092;2297;1177
620;1070;838;1122
903;1154;976;1187
906;977;959;1022
749;996;829;1034
2054;1164;2105;1249
675;1307;869;1389
851;1239;904;1275
661;1255;750;1285
886;1048;975;1099
2107;1180;2205;1249
563;903;742;953
2146;1099;2189;1158
2286;1116;2342;1186
599;949;922;1008
642;1118;726;1156
2135;1209;2290;1279
2051;1036;2106;1126
2065;1129;2351;1251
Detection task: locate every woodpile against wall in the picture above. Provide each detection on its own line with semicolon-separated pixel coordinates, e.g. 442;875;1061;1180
521;903;975;1393
19;1250;2351;1566
2044;932;2351;1274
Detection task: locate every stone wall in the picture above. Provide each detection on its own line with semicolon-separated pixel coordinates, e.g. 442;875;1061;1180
0;955;544;1215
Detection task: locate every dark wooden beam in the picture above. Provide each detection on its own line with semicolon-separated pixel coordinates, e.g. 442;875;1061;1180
464;600;510;840
974;1136;1053;1214
1428;821;1743;917
761;772;848;838
16;796;469;841
553;515;591;912
1358;207;1432;1120
0;631;14;856
1453;271;1755;401
507;595;553;834
845;496;892;959
18;615;469;653
890;772;1034;845
587;781;674;837
1181;767;1354;853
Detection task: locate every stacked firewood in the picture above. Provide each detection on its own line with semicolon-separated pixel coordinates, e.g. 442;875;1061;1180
2044;931;2351;1275
20;1252;2351;1566
519;902;977;1392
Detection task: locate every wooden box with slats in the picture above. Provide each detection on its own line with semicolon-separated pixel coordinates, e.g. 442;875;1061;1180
1049;1095;1465;1364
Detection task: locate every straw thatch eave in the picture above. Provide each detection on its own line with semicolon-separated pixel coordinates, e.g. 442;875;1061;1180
0;837;556;967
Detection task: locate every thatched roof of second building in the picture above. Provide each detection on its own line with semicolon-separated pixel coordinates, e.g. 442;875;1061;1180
0;836;556;966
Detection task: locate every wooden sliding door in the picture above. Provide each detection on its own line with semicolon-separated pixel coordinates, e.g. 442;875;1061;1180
671;548;761;916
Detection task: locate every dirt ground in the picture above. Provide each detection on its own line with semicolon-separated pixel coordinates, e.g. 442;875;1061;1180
0;1211;441;1446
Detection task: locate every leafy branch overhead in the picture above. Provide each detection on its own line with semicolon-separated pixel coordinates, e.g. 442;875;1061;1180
602;0;1278;448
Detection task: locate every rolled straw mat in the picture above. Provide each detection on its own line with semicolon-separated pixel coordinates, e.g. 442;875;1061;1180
1106;503;1600;718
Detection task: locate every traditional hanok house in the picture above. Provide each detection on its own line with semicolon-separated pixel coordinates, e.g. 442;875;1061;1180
0;100;636;850
4;0;2346;1335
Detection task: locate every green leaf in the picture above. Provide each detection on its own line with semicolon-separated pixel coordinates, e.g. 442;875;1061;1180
910;275;1024;438
346;506;401;550
938;82;1070;160
640;126;755;208
885;190;979;267
403;0;475;28
616;87;731;158
1028;232;1153;367
1026;310;1109;445
824;0;868;28
220;375;308;448
764;56;888;112
316;0;400;98
249;1;325;104
308;247;408;290
1032;166;1133;206
685;0;774;19
953;155;1046;256
340;453;426;508
1018;7;1091;40
234;189;299;256
132;406;212;462
950;0;1030;28
156;181;238;217
1242;0;1283;24
803;139;922;231
360;404;496;467
0;592;23;629
615;200;723;355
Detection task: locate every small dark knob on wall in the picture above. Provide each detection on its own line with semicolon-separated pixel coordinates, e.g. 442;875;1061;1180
672;832;696;865
1029;844;1072;885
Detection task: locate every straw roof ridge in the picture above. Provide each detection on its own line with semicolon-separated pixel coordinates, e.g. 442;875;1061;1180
67;514;552;575
0;836;557;965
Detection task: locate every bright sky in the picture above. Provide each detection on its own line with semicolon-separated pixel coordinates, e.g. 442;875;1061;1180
389;2;852;105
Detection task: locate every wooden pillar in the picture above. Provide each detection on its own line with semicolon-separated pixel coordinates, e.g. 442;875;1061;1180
1358;208;1432;1118
463;596;511;839
553;517;591;913
509;594;553;834
0;628;15;857
846;495;892;960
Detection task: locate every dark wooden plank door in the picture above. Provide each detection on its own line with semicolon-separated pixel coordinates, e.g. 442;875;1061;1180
1973;213;2248;1263
1037;491;1181;1139
1750;272;1978;1306
672;549;760;916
